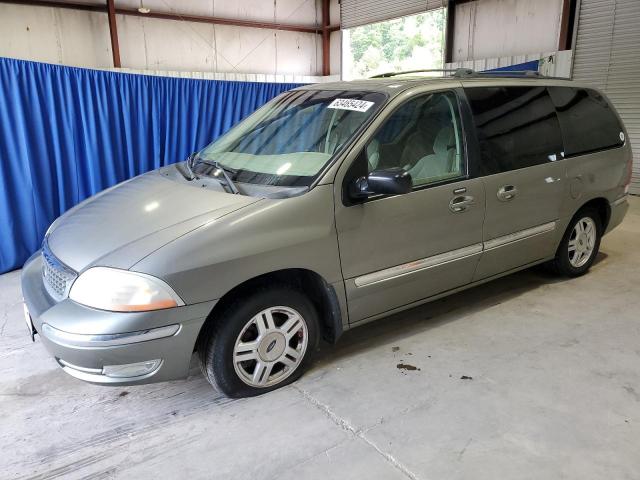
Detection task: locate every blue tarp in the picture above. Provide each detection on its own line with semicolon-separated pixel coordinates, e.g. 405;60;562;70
485;60;540;72
0;57;302;273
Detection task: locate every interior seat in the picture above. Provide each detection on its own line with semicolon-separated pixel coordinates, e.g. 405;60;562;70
325;113;361;154
366;138;380;171
407;127;457;184
399;118;439;167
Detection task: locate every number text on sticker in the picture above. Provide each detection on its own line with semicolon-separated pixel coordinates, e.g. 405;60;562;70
327;99;375;112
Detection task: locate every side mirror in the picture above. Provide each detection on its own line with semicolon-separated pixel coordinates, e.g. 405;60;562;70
350;168;413;199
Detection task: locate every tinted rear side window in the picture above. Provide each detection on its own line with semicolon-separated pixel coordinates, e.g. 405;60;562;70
548;87;624;157
465;86;564;175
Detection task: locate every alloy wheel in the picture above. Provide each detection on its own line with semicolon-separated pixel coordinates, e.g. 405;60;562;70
232;306;308;388
568;217;596;268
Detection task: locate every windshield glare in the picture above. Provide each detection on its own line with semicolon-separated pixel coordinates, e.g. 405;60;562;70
197;90;386;188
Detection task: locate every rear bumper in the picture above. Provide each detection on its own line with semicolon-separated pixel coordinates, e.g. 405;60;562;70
606;195;629;234
21;253;216;386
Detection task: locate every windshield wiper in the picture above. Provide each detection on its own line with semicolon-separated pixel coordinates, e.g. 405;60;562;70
193;155;241;195
183;153;198;180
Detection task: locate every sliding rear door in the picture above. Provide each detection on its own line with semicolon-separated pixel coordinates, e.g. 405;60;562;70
463;85;567;280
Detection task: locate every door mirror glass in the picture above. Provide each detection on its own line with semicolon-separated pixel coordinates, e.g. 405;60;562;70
351;168;413;199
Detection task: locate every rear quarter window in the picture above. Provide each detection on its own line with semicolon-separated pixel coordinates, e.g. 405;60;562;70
548;87;624;157
464;86;564;175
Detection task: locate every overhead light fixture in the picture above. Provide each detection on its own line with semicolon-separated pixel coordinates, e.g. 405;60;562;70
138;0;150;14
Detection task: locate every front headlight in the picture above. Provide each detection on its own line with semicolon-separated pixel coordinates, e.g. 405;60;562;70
69;267;184;312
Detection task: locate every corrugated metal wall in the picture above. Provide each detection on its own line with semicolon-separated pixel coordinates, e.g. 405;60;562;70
340;0;444;29
572;0;640;194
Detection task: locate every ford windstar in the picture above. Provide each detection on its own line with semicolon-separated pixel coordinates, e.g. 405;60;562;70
22;70;631;397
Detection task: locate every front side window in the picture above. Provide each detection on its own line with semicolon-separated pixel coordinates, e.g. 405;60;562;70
364;91;464;187
196;90;386;190
465;86;564;175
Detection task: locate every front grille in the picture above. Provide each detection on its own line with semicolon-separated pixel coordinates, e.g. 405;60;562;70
42;241;77;301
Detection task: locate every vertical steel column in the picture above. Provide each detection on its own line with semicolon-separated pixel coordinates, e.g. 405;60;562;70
106;0;121;67
321;0;330;76
444;0;456;64
558;0;578;50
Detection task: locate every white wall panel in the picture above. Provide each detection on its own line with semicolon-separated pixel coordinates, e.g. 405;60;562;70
0;1;323;76
330;0;340;26
274;0;319;25
330;30;341;76
445;51;572;78
117;0;215;17
118;15;219;72
0;5;113;68
275;30;321;76
453;0;564;61
115;0;319;25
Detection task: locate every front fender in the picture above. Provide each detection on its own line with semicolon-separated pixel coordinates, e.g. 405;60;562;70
132;185;343;305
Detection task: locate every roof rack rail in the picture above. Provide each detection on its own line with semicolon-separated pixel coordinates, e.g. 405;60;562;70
454;69;544;78
369;68;468;78
369;68;547;79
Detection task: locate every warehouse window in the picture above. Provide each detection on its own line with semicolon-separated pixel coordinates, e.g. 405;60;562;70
342;9;446;80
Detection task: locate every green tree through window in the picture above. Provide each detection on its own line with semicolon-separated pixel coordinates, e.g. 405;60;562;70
343;9;446;80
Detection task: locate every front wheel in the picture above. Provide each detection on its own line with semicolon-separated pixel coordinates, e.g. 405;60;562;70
549;207;602;277
197;286;319;397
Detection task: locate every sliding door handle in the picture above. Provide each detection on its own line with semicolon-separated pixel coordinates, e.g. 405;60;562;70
449;195;475;213
497;185;518;201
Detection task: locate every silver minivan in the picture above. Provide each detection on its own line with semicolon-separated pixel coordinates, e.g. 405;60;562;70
22;71;632;397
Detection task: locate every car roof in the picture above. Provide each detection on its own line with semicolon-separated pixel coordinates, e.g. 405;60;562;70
298;77;457;95
297;75;584;99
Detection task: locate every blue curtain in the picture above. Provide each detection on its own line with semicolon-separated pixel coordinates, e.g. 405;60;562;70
0;57;302;274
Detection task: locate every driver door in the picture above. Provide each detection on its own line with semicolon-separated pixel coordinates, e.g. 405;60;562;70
334;90;486;323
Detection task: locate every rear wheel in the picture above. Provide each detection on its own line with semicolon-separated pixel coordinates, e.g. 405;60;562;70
197;286;319;397
549;207;602;277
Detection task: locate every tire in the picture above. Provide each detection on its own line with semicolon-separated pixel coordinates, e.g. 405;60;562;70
197;286;319;398
548;207;602;277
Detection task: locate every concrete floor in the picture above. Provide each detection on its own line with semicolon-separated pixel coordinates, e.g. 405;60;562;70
2;197;639;480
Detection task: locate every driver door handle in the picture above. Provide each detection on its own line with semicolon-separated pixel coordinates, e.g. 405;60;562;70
497;185;518;201
449;195;475;213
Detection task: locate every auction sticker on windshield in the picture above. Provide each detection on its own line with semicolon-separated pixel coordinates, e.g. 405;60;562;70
327;99;375;112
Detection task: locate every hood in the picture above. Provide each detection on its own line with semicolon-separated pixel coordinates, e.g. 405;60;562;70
47;168;259;272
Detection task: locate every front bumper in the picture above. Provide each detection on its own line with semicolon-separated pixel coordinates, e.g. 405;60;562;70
21;253;216;385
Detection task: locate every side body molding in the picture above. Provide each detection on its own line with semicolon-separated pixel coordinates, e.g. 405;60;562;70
353;221;557;288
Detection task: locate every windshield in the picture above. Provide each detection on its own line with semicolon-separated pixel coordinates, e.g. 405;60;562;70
196;89;386;188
